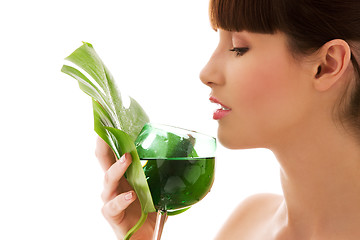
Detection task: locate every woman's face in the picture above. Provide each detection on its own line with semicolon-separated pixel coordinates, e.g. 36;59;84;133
200;30;315;149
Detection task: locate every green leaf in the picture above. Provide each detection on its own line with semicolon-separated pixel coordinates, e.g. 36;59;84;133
62;42;149;141
61;65;117;128
167;207;191;216
93;100;119;155
62;43;155;239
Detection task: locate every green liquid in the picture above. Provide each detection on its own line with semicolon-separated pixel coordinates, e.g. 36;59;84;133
141;157;215;211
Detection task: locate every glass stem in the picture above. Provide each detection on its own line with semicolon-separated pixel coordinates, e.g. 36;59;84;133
152;210;167;240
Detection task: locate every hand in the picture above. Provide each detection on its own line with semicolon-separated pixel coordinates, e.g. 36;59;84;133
95;137;157;240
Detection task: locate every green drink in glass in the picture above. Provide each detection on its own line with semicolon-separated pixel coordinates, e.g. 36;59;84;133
135;123;216;240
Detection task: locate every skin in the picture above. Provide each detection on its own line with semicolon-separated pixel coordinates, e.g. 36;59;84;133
95;29;360;239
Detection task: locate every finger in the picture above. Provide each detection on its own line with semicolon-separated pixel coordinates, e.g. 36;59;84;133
95;136;116;171
101;153;132;202
102;190;137;226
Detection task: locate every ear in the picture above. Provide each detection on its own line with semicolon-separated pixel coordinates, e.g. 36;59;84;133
313;39;351;92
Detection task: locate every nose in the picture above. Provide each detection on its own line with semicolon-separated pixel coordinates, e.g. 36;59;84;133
199;48;225;87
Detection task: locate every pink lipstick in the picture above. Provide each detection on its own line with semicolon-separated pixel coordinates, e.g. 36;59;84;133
209;96;231;120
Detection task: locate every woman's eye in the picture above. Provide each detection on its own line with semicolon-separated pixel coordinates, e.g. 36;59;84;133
229;47;249;57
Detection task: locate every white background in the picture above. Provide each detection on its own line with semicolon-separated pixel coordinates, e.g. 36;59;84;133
0;0;281;239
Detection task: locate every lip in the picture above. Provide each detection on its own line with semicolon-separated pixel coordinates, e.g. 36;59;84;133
209;96;232;120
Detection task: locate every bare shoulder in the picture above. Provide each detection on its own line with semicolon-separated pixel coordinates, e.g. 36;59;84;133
215;193;283;240
234;193;283;217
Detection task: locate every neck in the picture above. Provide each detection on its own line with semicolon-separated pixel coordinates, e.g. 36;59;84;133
271;121;360;239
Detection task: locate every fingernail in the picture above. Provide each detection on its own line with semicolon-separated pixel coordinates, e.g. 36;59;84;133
119;153;127;163
124;191;133;201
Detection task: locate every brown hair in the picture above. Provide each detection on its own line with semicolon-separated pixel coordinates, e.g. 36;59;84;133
209;0;360;133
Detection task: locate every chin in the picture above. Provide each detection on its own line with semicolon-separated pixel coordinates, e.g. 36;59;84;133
217;128;244;149
217;126;261;150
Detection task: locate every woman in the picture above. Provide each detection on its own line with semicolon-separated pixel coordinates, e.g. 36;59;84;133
96;0;360;239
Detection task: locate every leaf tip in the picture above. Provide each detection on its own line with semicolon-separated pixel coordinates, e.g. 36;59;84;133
81;41;93;48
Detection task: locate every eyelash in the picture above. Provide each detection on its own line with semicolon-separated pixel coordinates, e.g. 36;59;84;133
229;47;249;57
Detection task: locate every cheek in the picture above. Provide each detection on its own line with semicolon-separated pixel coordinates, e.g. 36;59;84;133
235;63;291;116
221;60;303;148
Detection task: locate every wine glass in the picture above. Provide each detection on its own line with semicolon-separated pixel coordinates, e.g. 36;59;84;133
135;123;216;240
